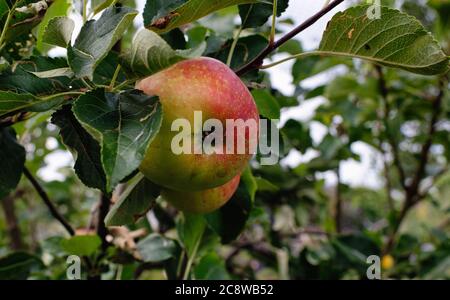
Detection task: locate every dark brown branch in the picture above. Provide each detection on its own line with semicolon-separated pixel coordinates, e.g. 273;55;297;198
235;0;345;76
96;193;111;250
383;77;446;254
0;112;32;128
382;157;395;211
23;167;75;236
383;200;409;255
375;65;408;191
405;78;445;204
1;192;25;250
417;167;449;200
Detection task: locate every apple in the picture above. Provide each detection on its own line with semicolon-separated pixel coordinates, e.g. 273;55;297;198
137;57;259;191
161;175;240;214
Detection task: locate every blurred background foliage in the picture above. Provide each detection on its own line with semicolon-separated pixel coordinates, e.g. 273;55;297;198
0;0;449;280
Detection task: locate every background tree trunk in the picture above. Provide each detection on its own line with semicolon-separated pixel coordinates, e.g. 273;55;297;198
1;194;25;250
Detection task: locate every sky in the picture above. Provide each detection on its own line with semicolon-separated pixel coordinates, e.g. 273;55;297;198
40;0;383;189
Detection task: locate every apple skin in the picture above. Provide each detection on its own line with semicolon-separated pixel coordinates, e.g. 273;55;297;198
137;57;259;191
161;175;241;214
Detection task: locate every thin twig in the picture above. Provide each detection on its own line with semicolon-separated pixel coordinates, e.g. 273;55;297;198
335;165;342;233
382;156;395;211
269;0;278;44
235;0;345;76
1;192;25;250
417;167;449;200
182;227;204;280
23;167;75;236
109;64;122;90
0;112;32;128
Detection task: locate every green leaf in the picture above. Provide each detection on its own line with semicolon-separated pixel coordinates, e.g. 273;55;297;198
73;89;163;192
93;0;115;15
0;252;43;280
317;134;345;161
2;1;49;48
0;0;9;20
279;39;303;55
177;214;206;256
68;6;137;79
143;0;188;31
51;106;107;192
42;16;75;48
160;28;187;49
61;235;102;257
0;56;82;96
194;252;230;279
422;256;450;279
205;168;255;243
93;52;127;86
212;34;268;70
292;56;350;84
324;75;358;101
317;5;449;75
144;0;259;33
36;0;71;51
137;233;177;262
30;67;74;78
429;0;450;32
0;90;63;118
255;176;279;192
186;26;208;48
251;89;281;120
0;128;25;199
105;173;161;226
122;29;205;78
239;0;289;29
281;119;313;154
241;167;257;202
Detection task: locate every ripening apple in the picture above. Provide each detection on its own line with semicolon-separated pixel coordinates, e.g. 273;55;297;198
161;175;241;214
137;57;259;192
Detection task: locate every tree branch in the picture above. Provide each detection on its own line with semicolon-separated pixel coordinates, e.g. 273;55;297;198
235;0;345;76
96;193;111;250
406;78;446;204
1;191;25;250
23;167;75;236
375;65;408;191
383;76;447;254
335;165;342;233
417;167;449;200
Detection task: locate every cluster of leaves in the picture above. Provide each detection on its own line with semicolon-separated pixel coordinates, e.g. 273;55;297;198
0;0;449;280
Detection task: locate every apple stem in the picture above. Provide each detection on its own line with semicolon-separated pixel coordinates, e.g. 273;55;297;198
269;0;278;45
82;0;88;23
